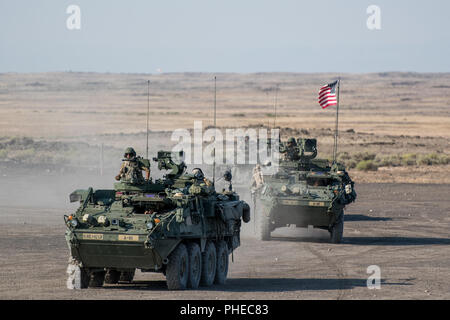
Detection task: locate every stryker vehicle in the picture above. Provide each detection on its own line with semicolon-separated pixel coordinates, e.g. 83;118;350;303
65;151;250;290
253;138;356;243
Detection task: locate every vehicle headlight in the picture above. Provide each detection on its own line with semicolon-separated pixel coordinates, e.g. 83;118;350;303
97;215;109;226
70;219;78;227
146;221;154;230
292;187;301;194
82;214;97;225
345;184;352;194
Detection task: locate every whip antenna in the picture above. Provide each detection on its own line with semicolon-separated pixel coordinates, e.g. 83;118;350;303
213;76;217;185
146;80;150;159
273;84;279;128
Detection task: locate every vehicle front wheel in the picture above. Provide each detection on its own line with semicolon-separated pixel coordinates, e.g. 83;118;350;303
330;210;344;244
166;243;189;290
187;242;202;289
256;203;272;241
104;269;120;284
214;240;229;285
119;270;135;283
200;241;216;286
89;271;106;287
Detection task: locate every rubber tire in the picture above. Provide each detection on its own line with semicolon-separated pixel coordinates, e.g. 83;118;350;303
89;271;105;287
119;270;135;283
330;211;344;244
186;242;202;289
104;270;120;284
80;268;90;289
256;204;272;241
166;243;189;290
214;241;229;285
200;241;216;287
242;203;251;223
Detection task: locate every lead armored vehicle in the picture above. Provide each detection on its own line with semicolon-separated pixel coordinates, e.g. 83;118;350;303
253;138;356;243
65;151;250;290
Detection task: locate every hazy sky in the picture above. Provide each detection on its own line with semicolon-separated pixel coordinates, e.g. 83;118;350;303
1;0;449;73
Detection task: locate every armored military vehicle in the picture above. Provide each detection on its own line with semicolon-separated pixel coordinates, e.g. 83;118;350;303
253;138;356;243
65;151;250;290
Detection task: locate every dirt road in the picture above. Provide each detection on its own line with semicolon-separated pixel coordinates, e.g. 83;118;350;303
0;183;449;300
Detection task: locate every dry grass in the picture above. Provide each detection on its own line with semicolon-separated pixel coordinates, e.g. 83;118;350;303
0;72;449;139
0;72;449;183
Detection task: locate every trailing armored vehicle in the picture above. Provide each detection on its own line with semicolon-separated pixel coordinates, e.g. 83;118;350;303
252;138;356;243
65;150;250;290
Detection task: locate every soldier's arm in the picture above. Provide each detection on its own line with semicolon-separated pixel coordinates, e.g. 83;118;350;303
115;163;125;181
138;158;151;180
203;178;212;187
144;167;150;180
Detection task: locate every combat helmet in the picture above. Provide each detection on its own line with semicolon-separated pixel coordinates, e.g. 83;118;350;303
287;137;297;146
192;168;205;180
124;147;136;159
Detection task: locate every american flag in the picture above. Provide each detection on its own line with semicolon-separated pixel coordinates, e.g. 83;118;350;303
318;80;339;109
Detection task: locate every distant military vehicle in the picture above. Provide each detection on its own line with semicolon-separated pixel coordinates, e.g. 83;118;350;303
252;138;356;243
65;151;250;290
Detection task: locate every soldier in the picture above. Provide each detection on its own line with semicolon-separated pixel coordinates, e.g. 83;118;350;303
115;147;150;183
192;168;213;187
250;164;264;209
251;164;264;191
189;168;214;195
282;137;300;161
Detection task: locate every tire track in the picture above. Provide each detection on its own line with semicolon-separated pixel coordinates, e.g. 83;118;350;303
304;243;348;300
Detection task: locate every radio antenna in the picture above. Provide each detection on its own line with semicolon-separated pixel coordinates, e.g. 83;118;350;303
273;84;279;128
146;80;150;159
213;76;217;185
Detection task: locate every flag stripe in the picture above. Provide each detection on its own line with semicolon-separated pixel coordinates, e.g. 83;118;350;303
319;95;336;103
318;81;338;109
319;92;333;100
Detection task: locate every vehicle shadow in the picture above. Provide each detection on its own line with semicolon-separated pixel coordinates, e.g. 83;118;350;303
344;214;392;222
209;277;411;292
269;235;450;245
342;236;450;246
104;277;412;292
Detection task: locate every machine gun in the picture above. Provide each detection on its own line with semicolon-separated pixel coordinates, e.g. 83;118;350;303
297;138;318;161
152;150;186;180
278;138;320;171
280;138;317;161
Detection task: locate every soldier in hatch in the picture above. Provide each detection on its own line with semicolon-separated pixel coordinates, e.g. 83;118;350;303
192;168;213;187
189;168;214;195
281;137;300;161
115;147;151;184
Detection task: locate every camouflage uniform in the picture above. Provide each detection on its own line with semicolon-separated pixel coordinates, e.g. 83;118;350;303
115;147;150;184
189;168;214;195
250;164;264;213
251;164;264;190
281;137;300;161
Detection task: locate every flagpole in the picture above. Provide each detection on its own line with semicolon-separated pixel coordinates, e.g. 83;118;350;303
333;78;340;164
